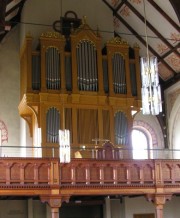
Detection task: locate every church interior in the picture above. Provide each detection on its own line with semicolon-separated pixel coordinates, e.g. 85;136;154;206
0;0;180;218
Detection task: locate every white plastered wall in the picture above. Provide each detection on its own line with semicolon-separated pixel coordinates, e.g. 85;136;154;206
20;0;114;48
0;26;20;156
165;81;180;150
125;196;180;218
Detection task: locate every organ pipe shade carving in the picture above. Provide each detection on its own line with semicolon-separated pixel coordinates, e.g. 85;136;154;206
76;40;98;91
32;55;41;90
114;111;128;145
46;107;60;143
112;53;127;94
46;47;61;90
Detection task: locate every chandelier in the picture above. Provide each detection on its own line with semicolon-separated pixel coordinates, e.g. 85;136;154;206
141;0;162;115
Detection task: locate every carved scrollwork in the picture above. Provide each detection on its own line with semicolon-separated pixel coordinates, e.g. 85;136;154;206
107;36;128;45
41;32;65;39
146;194;172;205
40;195;70;208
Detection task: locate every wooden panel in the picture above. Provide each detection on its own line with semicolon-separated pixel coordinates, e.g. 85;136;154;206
104;165;113;182
143;164;153;183
10;163;20;182
24;163;34;182
117;165;127;183
61;165;71;183
76;164;86;183
38;163;49;182
130;164;140;182
90;164;100;183
0;162;6;182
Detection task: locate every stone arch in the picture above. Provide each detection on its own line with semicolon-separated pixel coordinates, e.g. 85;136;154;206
133;120;158;148
169;94;180;150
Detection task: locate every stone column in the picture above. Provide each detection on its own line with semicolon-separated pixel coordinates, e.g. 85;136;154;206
28;198;33;218
103;196;111;218
51;207;59;218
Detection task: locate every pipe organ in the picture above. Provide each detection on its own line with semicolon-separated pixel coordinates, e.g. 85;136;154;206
19;16;141;157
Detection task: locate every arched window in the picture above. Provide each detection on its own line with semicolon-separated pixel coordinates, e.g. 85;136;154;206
131;128;153;159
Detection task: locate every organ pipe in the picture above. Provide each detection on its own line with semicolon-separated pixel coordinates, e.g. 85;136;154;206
112;53;127;94
77;40;98;91
46;107;60;143
46;47;60;90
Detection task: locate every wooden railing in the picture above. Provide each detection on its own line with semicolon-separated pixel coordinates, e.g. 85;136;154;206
60;159;180;186
0;158;180;197
0;158;59;186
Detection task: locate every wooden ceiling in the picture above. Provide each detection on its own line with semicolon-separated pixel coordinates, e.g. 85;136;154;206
0;0;179;88
103;0;180;88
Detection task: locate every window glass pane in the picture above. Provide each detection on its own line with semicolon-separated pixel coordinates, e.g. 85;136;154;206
132;129;148;159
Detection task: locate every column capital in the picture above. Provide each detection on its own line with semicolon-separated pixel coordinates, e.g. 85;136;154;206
146;194;172;205
40;195;70;208
146;194;172;218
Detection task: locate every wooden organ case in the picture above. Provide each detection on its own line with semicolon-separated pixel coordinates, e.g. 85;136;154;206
19;16;141;158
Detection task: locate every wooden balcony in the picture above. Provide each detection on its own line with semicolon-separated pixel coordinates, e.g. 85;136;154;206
0;158;180;199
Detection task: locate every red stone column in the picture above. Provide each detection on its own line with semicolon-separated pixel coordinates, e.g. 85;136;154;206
146;194;172;218
40;195;70;218
51;207;59;218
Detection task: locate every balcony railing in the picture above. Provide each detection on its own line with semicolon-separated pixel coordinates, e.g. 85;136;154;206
0;157;180;188
0;145;180;159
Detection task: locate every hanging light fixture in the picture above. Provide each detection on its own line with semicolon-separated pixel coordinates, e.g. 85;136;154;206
141;0;162;115
59;96;71;163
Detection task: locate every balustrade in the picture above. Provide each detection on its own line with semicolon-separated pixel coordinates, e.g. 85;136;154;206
0;158;180;188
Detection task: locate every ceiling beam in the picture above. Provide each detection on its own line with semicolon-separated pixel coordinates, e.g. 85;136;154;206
169;0;180;23
147;0;179;32
6;0;27;26
102;0;114;11
114;13;176;76
124;1;179;57
5;1;22;17
0;0;7;28
102;0;176;76
161;42;180;59
114;0;127;13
